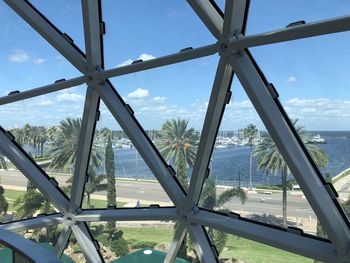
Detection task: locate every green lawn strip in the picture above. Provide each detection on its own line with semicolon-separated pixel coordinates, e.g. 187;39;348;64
82;199;126;209
119;226;174;245
221;235;312;263
3;189;25;211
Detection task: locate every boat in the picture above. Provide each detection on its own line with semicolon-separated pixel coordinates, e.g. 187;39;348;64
215;144;228;149
309;134;327;144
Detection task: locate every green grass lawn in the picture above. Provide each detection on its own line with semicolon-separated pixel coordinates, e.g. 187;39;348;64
82;199;126;209
221;235;312;263
120;227;312;263
120;226;174;245
3;189;25;211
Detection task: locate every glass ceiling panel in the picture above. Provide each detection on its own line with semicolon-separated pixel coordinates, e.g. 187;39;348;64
249;32;350;230
84;101;173;209
107;54;219;192
0;1;81;95
102;0;216;69
0;176;58;223
198;77;327;238
0;86;86;197
29;0;85;53
246;0;350;35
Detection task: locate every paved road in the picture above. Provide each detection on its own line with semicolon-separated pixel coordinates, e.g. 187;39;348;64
0;170;315;219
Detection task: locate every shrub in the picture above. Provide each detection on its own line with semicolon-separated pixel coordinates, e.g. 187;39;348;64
129;239;157;249
110;238;129;257
72;243;81;253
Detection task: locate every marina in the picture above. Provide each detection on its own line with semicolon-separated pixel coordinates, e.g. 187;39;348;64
96;131;350;188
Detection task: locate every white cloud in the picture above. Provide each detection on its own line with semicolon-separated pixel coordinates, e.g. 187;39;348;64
33;100;55;106
117;59;133;67
117;53;156;67
33;58;45;65
286;76;296;83
56;93;84;102
8;50;29;63
138;53;156;61
127;88;149;99
152;96;167;103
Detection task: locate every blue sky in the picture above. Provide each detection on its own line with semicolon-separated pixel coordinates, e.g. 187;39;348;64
1;0;350;131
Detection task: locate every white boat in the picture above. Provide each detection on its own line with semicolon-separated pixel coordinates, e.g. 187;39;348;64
309;134;327;144
215;144;228;149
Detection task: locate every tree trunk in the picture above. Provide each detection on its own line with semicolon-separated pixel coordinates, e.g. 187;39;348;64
46;226;51;242
177;152;188;191
87;193;91;208
282;165;288;227
249;145;253;190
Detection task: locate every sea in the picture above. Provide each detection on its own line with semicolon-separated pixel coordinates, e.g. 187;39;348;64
108;131;350;187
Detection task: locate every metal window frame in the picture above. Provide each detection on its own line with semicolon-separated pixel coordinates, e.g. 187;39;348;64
1;0;350;262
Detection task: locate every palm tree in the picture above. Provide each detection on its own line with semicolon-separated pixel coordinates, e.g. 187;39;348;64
47;126;58;143
37;126;48;157
157;119;199;190
253;119;328;226
12;124;31;147
199;176;247;254
48;118;103;200
30;126;41;157
48;118;103;171
99;127;111;143
243;124;258;190
13;181;56;241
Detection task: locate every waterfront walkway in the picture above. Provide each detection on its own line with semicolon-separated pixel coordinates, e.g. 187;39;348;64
332;168;350;200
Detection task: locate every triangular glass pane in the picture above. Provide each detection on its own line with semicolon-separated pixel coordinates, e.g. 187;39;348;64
88;220;178;262
0;86;86;197
84;101;173;209
0;169;59;223
246;0;350;35
28;0;85;53
0;1;80;94
249;32;350;229
198;77;329;238
204;229;313;263
102;1;216;69
106;54;219;193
